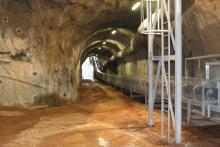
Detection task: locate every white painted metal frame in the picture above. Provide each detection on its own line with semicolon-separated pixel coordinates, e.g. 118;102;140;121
185;54;220;78
139;0;182;144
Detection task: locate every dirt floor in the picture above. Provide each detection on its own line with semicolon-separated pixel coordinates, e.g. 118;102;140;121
0;80;220;147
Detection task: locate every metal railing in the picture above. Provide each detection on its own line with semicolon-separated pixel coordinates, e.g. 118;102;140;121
95;71;220;124
185;54;220;78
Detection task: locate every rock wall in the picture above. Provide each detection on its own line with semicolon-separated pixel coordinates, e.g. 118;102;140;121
117;59;147;78
0;1;84;107
0;0;135;107
183;0;220;57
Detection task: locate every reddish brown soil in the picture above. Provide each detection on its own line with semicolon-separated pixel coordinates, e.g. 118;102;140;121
0;80;219;147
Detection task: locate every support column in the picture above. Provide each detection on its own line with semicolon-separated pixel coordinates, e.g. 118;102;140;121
148;0;154;127
175;0;182;144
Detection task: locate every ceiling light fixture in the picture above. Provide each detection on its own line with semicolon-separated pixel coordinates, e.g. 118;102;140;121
132;2;141;11
103;42;106;45
98;47;101;50
111;30;117;35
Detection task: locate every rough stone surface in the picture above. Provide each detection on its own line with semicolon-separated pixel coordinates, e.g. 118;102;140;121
183;0;220;57
0;0;136;107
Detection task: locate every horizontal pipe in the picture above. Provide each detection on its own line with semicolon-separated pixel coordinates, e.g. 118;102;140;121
186;54;220;61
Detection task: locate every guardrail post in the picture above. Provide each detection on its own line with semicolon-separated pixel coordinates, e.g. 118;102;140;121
202;84;205;116
207;103;211;118
187;100;192;124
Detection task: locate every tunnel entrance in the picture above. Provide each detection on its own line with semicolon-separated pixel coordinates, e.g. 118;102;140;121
81;57;94;80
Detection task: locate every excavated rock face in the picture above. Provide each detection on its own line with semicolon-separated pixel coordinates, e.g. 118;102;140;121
0;0;137;107
183;0;220;57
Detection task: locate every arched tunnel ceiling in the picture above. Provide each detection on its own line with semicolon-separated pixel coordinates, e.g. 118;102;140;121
0;0;141;31
86;40;123;53
0;0;142;66
85;28;133;48
83;45;116;60
85;48;113;59
81;0;195;63
82;28;134;63
0;0;195;65
0;0;200;66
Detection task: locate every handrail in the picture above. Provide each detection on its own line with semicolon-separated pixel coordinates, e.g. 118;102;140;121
185;54;220;78
185;54;220;61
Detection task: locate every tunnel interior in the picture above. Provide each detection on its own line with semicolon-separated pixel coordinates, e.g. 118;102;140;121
0;0;220;146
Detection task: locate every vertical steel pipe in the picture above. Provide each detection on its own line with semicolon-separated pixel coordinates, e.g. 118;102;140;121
161;0;165;139
168;0;171;142
148;0;154;127
175;0;182;144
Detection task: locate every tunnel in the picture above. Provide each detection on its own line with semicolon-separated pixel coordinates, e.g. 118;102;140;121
0;0;220;146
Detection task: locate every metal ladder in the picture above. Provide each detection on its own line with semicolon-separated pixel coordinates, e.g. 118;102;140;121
161;1;175;142
140;0;176;143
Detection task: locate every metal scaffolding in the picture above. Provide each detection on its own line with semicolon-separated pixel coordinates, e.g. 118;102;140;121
139;0;182;144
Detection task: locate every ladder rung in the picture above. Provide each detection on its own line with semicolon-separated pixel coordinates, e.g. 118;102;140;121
162;97;169;100
162;74;169;77
164;110;168;113
140;30;169;35
151;55;175;61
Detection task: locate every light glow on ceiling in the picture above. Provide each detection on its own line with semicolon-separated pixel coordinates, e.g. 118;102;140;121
111;30;117;35
132;2;141;11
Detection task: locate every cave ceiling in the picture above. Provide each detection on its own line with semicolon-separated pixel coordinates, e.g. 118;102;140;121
0;0;195;62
